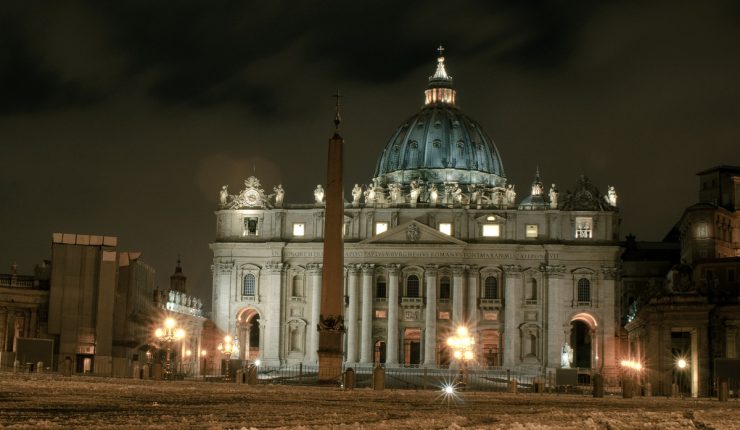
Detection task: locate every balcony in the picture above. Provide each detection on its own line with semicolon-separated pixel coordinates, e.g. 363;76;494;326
576;300;592;307
524;299;538;306
401;297;424;308
478;298;502;310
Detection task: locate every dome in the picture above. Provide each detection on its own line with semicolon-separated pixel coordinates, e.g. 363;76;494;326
518;168;550;210
373;49;506;188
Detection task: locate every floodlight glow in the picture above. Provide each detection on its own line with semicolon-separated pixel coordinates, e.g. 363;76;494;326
456;326;469;337
463;350;474;361
444;385;454;394
164;318;176;329
453;350;463;360
175;328;185;339
224;335;232;343
254;359;261;366
677;358;688;369
201;350;207;357
155;328;163;338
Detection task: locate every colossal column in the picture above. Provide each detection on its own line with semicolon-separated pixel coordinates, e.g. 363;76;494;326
451;265;466;326
346;265;360;364
263;262;284;365
386;264;400;365
467;266;479;344
542;264;566;368
423;265;438;366
307;263;322;363
503;265;522;366
360;264;375;364
600;267;618;373
317;96;346;382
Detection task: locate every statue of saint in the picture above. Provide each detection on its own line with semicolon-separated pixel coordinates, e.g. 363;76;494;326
364;183;375;204
351;184;362;207
561;342;574;368
313;185;324;205
389;183;401;204
605;185;618;207
453;185;464;205
168;290;175;303
505;184;517;204
409;180;420;207
273;185;285;207
549;184;559;209
429;184;438;207
219;185;229;206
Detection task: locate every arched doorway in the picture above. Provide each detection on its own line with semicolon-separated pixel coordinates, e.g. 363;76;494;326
568;312;598;370
236;309;261;362
403;328;421;365
480;329;501;367
374;340;386;364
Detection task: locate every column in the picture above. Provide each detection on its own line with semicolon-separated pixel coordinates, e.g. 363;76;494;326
263;262;284;366
467;266;479;334
386;264;400;365
503;265;522;366
543;265;566;368
423;265;438;366
600;267;617;372
346;265;360;364
29;310;38;338
308;263;322;364
451;265;466;326
0;308;7;353
360;264;375;365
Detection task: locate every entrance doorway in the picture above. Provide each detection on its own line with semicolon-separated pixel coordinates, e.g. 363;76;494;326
236;309;261;362
374;340;386;364
570;320;592;369
403;328;421;365
480;329;501;367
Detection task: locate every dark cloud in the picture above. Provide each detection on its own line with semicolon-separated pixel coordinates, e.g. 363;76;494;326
1;0;739;304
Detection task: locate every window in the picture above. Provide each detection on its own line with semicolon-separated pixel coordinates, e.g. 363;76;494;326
244;217;258;236
406;275;420;297
375;222;389;235
575;217;592;239
438;311;450;320
482;224;500;237
292;223;305;237
374;310;387;319
526;224;538;238
243;274;256;297
696;223;709;239
484;276;498;298
376;277;387;299
439;223;452;236
577;278;591;303
439;276;451;299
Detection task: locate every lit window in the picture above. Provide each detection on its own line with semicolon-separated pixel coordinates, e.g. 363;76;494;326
439;223;452;235
575;217;592;239
482;224;500;237
438;311;450;320
696;223;708;239
293;223;305;236
375;222;388;235
374;310;387;319
486;215;496;221
526;224;538;238
243;217;259;236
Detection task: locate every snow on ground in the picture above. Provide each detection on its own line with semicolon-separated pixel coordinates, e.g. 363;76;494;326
0;373;738;429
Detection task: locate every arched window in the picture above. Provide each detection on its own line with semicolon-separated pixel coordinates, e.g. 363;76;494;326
406;275;420;297
484;276;498;298
439;276;451;299
376;277;387;299
577;278;591;302
243;274;255;297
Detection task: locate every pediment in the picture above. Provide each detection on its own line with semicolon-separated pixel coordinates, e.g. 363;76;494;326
360;220;467;245
474;213;508;223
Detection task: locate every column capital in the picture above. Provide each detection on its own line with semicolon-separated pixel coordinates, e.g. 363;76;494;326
306;262;323;274
600;266;618;280
265;261;286;273
424;264;438;275
386;263;400;275
466;265;479;274
214;261;234;273
502;264;522;274
451;264;467;276
539;263;566;276
361;263;375;274
346;263;361;274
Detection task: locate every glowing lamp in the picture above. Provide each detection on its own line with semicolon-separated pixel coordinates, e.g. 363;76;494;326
165;318;176;329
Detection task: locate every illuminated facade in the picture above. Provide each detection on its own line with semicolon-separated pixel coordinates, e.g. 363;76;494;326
211;51;623;378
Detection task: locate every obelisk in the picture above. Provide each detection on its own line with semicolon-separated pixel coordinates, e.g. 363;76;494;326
317;91;345;383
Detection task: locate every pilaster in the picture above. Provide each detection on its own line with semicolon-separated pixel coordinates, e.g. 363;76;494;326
423;265;438;366
307;263;322;363
451;264;466;326
263;261;284;365
360;264;375;364
542;264;566;368
345;264;361;364
503;264;522;366
386;264;400;365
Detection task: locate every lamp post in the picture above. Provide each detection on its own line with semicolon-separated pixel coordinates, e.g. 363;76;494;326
154;317;186;380
201;350;207;377
217;335;234;381
447;326;475;389
676;358;689;398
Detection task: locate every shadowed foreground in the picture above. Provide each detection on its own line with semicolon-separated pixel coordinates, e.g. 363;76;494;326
0;374;738;429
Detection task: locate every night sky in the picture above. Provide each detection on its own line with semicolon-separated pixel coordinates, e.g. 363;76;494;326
2;1;739;304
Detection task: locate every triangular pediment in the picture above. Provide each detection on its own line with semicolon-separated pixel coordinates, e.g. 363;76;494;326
360;220;467;245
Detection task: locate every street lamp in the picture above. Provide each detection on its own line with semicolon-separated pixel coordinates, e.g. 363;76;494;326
675;357;689;398
217;335;234;380
447;326;475;389
154;317;186;379
201;350;207;376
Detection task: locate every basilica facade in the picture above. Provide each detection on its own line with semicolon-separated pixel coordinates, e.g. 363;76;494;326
211;51;622;376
